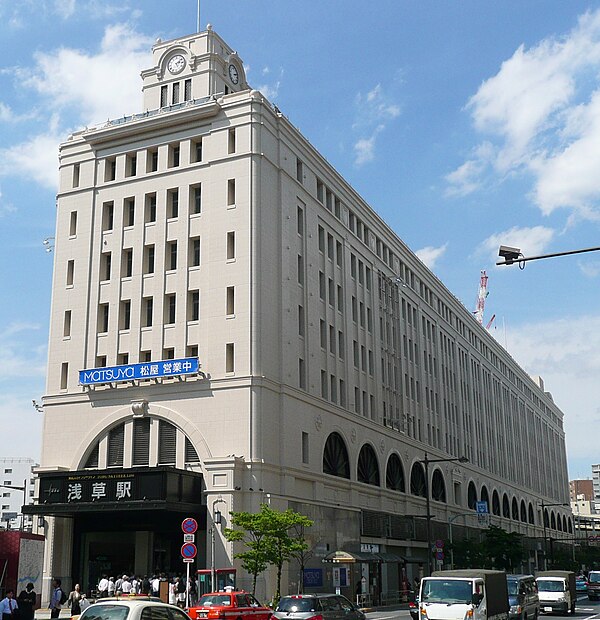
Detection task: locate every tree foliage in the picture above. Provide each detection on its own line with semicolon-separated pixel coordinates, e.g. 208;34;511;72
448;525;526;570
223;504;313;600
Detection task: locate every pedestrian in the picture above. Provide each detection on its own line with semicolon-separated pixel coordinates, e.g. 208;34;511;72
68;584;84;616
108;577;115;597
188;576;198;607
98;575;109;598
176;577;186;608
130;576;139;595
79;595;91;612
115;576;124;596
121;576;132;595
49;579;64;619
168;578;177;605
0;589;18;620
17;583;36;620
151;575;160;598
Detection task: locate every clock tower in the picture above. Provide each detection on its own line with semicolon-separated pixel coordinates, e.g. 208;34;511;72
141;25;248;110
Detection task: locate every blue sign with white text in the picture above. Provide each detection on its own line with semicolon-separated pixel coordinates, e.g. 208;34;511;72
303;569;323;588
79;357;200;386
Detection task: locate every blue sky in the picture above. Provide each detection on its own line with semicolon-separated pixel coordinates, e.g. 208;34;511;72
1;0;599;479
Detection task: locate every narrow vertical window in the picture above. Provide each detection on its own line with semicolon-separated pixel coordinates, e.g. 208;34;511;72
98;303;109;333
297;205;304;235
226;286;235;315
172;82;180;104
316;179;324;203
226;343;235;373
227;178;236;205
147;148;158;173
101;252;112;281
124;198;135;227
63;310;72;337
191;184;202;214
296;159;303;183
69;211;78;236
301;432;309;464
122;248;133;278
330;375;337;403
321;370;328;399
320;320;327;349
120;300;131;330
144;245;155;274
193;138;203;163
299;359;306;389
318;226;325;252
143;297;153;327
339;380;346;407
184;79;192;101
126;153;137;177
297;255;304;285
189;290;200;321
72;163;80;188
168;189;179;218
298;305;305;337
104;158;116;182
160;85;168;107
167;241;177;270
165;294;176;324
140;350;152;362
228;128;236;154
102;202;114;231
226;231;236;260
66;260;74;286
190;237;201;267
60;363;68;390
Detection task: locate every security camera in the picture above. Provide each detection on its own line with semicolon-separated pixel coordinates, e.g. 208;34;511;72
498;245;521;265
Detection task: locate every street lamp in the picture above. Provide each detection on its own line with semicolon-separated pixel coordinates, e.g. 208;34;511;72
0;480;27;531
496;244;600;267
419;453;469;576
540;501;569;570
448;512;476;569
210;496;226;592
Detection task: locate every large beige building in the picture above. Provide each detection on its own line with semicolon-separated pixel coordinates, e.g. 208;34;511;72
29;27;572;603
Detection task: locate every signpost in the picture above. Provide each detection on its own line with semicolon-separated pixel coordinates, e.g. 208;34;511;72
181;518;198;607
476;501;489;526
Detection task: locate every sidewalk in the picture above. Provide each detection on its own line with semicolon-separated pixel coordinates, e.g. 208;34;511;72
359;602;410;614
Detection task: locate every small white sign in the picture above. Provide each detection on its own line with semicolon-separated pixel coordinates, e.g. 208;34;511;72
183;558;195;563
361;543;380;553
183;534;195;543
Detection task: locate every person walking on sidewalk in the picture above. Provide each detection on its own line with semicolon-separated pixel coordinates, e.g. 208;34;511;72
17;583;36;620
0;590;18;620
68;584;84;616
49;580;64;620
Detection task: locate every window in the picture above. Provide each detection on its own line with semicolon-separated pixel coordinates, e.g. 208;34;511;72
107;423;125;467
167;241;177;270
226;286;235;315
318;226;325;252
144;194;156;223
144;245;155;274
143;297;153;327
120;300;131;330
227;231;235;260
60;362;68;389
320;320;327;349
297;205;304;235
147;148;158;173
189;290;200;321
299;358;306;389
319;271;325;299
122;248;133;278
98;303;109;333
298;305;305;337
94;355;104;367
168;188;179;218
316;179;324;203
140;350;152;362
63;310;71;337
321;370;328;399
227;179;236;206
164;349;174;362
226;343;235;373
172;82;180;104
329;325;335;355
69;211;78;236
102;201;114;231
124;198;135;227
165;294;176;324
296;158;303;183
101;252;111;281
187;345;198;358
191;184;202;214
169;144;180;168
338;331;344;359
72;163;80;188
327;233;334;259
125;153;137;177
330;375;337;403
302;431;309;464
160;85;168;107
184;79;192;101
104;157;116;182
190;237;201;267
192;138;203;163
297;255;304;285
118;353;129;365
66;260;74;286
228;127;236;154
132;418;150;466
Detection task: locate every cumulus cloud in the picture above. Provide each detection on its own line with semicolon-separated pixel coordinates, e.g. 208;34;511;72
478;225;554;263
353;83;401;166
54;0;76;19
501;314;600;465
447;9;600;219
0;322;46;380
255;67;283;102
0;186;16;217
416;243;448;270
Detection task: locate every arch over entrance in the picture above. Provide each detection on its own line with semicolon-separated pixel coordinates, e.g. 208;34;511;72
357;444;380;486
323;432;350;479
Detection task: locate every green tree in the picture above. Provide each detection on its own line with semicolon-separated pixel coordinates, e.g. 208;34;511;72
483;525;526;571
223;504;313;600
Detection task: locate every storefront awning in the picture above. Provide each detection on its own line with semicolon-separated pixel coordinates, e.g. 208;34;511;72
322;550;405;563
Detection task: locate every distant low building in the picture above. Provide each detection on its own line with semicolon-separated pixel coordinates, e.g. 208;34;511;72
0;458;38;530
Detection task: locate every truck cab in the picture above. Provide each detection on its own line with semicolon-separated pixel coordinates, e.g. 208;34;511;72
587;571;600;601
535;571;576;615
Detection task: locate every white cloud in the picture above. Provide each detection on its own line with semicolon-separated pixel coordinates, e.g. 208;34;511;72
54;0;76;19
255;67;283;102
353;126;384;166
0;393;43;459
478;225;554;262
0;322;46;380
0;185;16;217
416;243;448;270
450;9;600;219
578;260;600;278
501;314;600;465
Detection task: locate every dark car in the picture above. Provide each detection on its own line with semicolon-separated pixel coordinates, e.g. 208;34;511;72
507;575;539;620
273;594;365;620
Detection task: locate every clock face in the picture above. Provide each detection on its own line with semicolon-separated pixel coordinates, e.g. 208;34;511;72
228;63;239;85
167;54;186;75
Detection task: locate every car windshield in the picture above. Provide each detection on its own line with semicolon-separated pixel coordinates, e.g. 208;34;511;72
589;574;600;583
80;605;130;620
198;595;232;607
421;580;473;604
537;580;564;592
276;598;319;612
507;581;519;596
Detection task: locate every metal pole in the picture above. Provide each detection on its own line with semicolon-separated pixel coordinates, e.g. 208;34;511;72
542;506;548;570
424;454;432;577
210;526;215;592
186;561;190;608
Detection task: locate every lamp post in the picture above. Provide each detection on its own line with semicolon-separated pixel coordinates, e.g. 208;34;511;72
496;244;600;267
0;480;27;531
210;496;225;592
448;512;476;570
540;501;569;570
419;453;468;576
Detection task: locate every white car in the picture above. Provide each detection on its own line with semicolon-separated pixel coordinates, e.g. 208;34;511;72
78;598;192;620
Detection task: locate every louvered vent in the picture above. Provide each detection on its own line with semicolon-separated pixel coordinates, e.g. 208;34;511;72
158;420;177;465
107;423;125;467
132;418;151;466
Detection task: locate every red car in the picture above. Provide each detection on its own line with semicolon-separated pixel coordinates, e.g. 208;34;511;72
188;592;272;620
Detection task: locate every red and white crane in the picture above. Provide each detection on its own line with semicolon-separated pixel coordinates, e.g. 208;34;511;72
474;270;488;325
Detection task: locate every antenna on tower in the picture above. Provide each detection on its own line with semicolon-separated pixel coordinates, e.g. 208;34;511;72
197;0;201;32
474;270;488;325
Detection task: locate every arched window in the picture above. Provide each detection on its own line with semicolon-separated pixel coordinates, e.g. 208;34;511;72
520;500;527;523
480;486;490;509
528;503;535;525
511;497;519;520
467;481;477;509
431;469;446;503
502;493;510;518
323;432;350;479
492;490;501;516
557;514;563;532
550;512;557;530
568;518;573;534
544;509;549;528
410;462;426;498
357;444;380;486
386;454;405;492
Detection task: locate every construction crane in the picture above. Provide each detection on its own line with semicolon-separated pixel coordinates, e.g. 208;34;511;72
474;270;488;325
